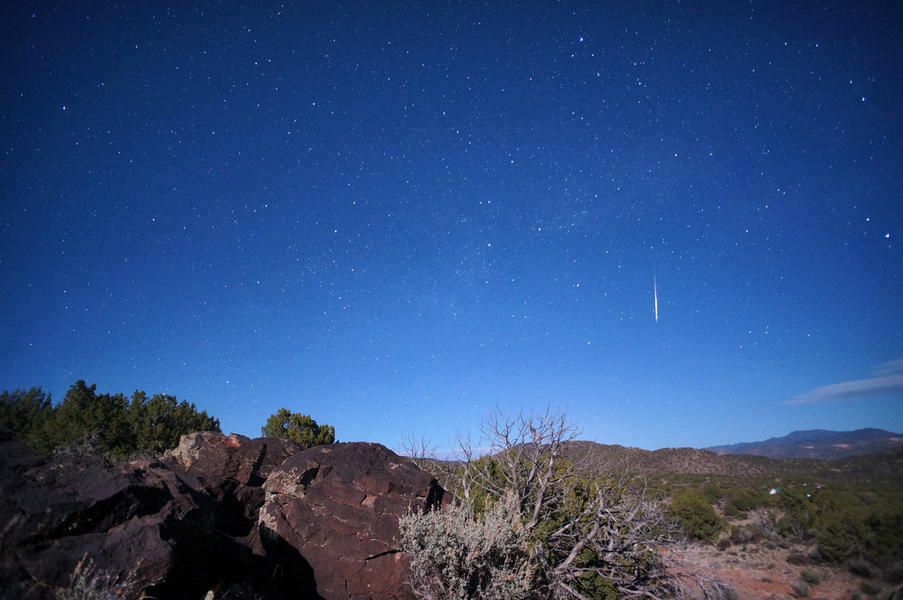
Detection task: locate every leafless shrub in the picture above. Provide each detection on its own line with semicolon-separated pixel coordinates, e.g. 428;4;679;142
400;432;459;489
56;556;137;600
53;434;103;458
675;574;739;600
401;408;677;599
790;578;810;597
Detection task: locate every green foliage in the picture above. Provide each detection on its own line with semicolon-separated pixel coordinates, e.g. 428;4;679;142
700;483;723;504
576;565;619;600
805;488;903;569
669;488;722;541
728;524;764;545
723;487;768;517
43;381;134;456
261;408;335;448
0;387;52;447
665;477;903;571
800;568;821;585
0;380;219;458
465;455;506;515
571;547;622;600
585;456;903;576
774;488;817;538
127;390;221;454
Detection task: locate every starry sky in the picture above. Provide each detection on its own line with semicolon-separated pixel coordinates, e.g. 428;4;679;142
2;1;902;452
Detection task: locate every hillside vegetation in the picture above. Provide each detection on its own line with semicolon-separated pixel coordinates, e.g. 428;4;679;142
558;440;903;582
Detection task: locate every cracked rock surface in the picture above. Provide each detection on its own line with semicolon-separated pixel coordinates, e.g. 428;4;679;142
259;443;446;600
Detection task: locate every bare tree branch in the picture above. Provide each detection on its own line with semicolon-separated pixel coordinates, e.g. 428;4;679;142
428;408;678;599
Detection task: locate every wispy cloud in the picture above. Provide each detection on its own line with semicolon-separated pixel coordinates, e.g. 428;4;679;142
785;358;903;405
874;358;903;376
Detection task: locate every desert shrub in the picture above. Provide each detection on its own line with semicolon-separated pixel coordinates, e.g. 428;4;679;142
807;488;903;569
860;580;883;595
688;578;738;600
800;568;821;584
876;584;903;600
701;483;723;504
850;558;880;578
399;495;535;600
790;579;809;598
670;489;721;541
774;489;817;540
260;408;335;448
771;484;903;569
724;487;767;517
747;507;781;538
575;568;619;600
728;524;763;545
53;433;105;457
401;410;675;599
883;561;903;584
56;557;136;600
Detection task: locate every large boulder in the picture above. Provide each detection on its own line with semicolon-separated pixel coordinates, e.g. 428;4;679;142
260;443;446;600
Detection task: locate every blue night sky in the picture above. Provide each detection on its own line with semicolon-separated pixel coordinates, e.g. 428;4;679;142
2;2;901;452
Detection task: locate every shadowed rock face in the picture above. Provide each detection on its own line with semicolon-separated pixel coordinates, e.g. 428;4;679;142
0;428;444;600
260;443;445;600
0;429;236;600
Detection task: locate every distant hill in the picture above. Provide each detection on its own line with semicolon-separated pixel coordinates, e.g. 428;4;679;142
559;440;903;484
561;441;775;478
705;428;903;460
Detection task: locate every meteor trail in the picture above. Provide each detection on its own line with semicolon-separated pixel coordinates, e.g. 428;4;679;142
653;271;659;323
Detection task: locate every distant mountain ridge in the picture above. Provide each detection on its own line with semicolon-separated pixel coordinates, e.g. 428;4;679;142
705;428;903;460
556;439;903;483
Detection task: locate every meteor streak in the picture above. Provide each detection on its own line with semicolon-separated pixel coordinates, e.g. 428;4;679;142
653;271;659;323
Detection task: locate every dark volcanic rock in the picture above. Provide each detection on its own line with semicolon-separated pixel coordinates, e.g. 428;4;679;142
163;432;303;548
0;430;445;600
260;442;446;600
1;437;201;597
165;431;302;486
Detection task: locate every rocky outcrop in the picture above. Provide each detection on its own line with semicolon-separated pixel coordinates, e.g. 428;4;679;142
0;428;445;600
162;431;304;555
0;429;242;599
165;431;301;486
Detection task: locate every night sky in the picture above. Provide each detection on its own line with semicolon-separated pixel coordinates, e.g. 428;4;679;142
2;2;901;452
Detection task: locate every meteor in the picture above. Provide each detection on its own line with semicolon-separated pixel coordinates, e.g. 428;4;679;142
653;271;659;323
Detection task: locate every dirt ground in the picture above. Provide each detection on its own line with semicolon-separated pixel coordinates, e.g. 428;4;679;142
663;542;864;599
